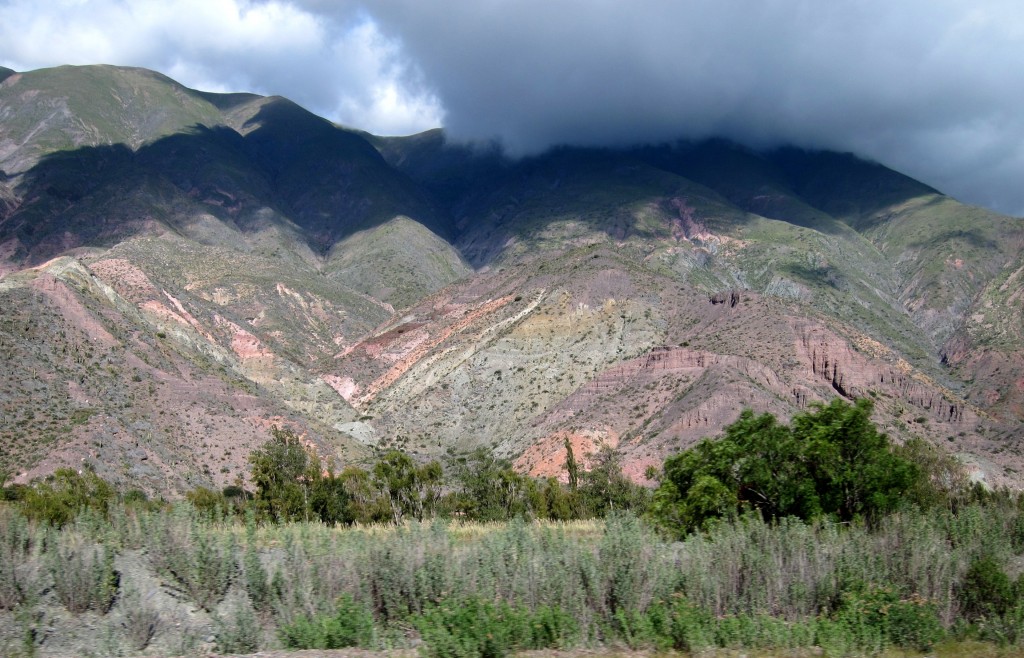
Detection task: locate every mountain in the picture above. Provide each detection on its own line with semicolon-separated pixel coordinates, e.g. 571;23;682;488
1;64;1022;494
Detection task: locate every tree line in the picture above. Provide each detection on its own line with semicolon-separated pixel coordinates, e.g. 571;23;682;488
231;427;649;525
2;397;981;532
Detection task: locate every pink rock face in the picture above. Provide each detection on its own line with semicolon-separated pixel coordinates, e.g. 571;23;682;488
514;429;619;481
792;319;973;425
349;293;518;408
89;258;159;303
31;272;118;348
230;328;273;360
322;374;360;402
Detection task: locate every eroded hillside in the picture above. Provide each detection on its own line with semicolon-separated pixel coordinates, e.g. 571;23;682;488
1;64;1022;493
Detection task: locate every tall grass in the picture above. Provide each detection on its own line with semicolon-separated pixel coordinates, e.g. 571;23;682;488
0;508;40;611
3;501;1024;654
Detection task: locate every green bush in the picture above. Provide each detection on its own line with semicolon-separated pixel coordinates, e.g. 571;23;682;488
47;533;118;614
143;506;235;611
828;584;944;652
959;555;1015;621
213;599;261;653
609;604;673;650
0;509;37;610
664;597;716;652
20;468;114;527
278;593;376;649
241;522;270;612
412;597;577;658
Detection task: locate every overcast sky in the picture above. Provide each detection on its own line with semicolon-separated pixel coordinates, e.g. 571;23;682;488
2;0;1023;216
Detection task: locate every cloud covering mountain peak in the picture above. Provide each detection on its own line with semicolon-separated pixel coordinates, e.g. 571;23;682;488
2;0;1023;214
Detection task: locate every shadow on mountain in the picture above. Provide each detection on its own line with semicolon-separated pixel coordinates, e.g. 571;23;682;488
0;103;445;265
768;148;939;228
632;140;941;236
0;109;949;269
387;135;938;267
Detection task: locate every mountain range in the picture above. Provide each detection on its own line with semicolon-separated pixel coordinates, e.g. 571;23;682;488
1;64;1022;495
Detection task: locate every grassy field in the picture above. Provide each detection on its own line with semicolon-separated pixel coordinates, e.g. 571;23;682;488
4;501;1024;656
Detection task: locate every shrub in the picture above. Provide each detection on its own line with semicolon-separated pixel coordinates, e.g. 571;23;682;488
829;584;944;652
213;598;261;654
143;506;235;611
0;509;37;610
241;522;270;612
120;588;160;652
665;597;716;652
609;604;673;650
47;533;118;614
278;593;376;649
185;487;230;521
959;555;1015;621
412;596;577;658
20;468;114;527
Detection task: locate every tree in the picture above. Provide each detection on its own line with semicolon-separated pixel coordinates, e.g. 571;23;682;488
338;465;391;524
578;446;650;517
649;399;923;537
373;450;442;523
793;398;918;522
446;448;531;521
249;427;352;525
564;437;580;492
309;464;355;526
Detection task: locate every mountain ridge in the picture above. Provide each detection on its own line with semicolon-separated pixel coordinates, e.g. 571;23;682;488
1;64;1022;494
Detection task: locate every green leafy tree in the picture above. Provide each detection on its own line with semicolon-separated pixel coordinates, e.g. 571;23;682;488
896;436;970;511
338;465;391;524
578;446;650;517
447;448;531;521
536;477;574;520
373;450;442;523
564;437;580;492
650;399;922;537
309;464;355;526
794;398;919;522
249;427;352;525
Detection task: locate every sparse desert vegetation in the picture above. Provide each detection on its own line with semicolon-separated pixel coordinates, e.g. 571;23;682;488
4;492;1024;656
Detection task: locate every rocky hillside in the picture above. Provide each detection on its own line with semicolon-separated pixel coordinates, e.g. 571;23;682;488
1;64;1022;494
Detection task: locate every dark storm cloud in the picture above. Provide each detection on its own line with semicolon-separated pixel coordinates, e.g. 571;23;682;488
361;0;1024;215
3;1;1023;214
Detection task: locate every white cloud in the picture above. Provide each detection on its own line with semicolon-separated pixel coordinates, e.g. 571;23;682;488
0;0;443;135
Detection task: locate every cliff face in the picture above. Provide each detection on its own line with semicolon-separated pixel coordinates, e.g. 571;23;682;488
793;320;973;425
